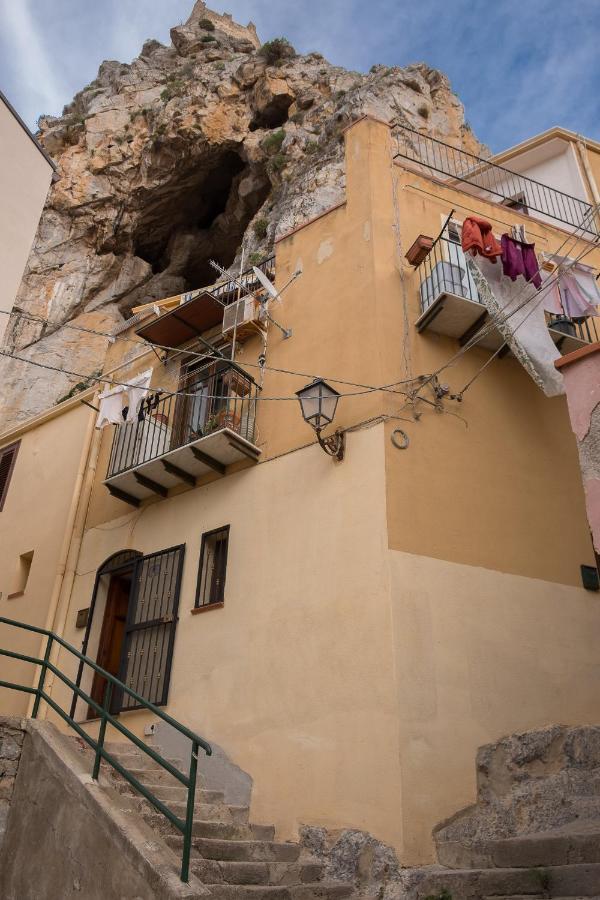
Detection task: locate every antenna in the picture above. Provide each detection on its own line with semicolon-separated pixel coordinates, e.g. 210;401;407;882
252;266;280;300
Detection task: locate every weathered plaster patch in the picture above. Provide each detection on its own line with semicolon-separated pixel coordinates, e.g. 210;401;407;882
294;257;304;274
583;478;600;554
562;357;600;441
579;403;600;481
363;221;371;242
317;239;334;265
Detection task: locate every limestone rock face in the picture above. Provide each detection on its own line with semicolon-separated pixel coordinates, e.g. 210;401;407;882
1;2;486;424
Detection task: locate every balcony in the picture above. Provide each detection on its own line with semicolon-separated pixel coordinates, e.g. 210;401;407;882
415;232;505;351
104;361;260;506
136;255;275;349
415;231;599;353
394;126;599;238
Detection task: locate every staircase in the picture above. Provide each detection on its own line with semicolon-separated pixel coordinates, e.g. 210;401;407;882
402;725;600;899
98;741;354;900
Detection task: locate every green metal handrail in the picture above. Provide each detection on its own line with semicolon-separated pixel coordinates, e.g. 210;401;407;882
0;615;211;883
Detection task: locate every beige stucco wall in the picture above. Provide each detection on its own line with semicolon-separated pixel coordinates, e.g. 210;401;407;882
0;98;53;345
51;424;407;852
389;547;600;862
0;403;91;714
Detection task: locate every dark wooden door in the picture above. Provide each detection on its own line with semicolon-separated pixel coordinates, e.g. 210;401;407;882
88;574;131;717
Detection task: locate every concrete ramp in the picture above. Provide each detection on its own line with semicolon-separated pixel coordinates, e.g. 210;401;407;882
0;717;208;900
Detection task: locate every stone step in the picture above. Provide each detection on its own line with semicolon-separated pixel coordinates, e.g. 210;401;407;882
167;836;301;863
136;798;235;823
105;743;185;771
115;765;188;785
190;860;324;886
488;824;600;868
203;884;352;900
111;777;223;806
143;814;274;841
412;863;600;899
166;799;249;823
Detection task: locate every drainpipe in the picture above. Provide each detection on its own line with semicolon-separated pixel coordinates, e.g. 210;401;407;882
27;407;101;718
575;136;600;231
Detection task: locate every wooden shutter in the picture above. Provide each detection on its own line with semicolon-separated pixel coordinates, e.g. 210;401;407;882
0;442;20;511
117;545;185;710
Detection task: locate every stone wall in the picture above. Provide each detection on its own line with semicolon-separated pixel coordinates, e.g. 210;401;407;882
0;716;25;850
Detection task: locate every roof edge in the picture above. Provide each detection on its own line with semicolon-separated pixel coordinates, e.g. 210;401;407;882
0;89;57;173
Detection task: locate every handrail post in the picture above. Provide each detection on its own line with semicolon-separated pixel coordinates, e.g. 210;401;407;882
93;680;113;781
181;740;199;883
32;634;53;718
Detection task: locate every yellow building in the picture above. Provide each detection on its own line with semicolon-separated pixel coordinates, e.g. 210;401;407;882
1;116;599;865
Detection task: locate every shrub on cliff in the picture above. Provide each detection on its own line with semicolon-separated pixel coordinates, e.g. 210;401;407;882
259;38;296;65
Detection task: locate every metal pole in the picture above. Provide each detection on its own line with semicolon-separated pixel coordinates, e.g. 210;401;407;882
93;681;112;781
32;635;53;718
181;740;199;882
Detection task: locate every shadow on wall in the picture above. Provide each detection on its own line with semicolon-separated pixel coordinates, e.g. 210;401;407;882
152;720;252;808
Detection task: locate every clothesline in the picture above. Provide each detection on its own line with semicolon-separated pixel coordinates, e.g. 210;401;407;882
404;183;552;244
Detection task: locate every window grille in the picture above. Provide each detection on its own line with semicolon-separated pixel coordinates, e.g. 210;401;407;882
195;526;230;609
118;544;186;710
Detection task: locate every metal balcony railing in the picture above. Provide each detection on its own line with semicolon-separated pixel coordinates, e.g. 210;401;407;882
394;125;599;237
211;254;275;304
107;361;259;479
416;225;599;347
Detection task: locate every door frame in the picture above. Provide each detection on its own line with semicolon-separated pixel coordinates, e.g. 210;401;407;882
115;544;186;712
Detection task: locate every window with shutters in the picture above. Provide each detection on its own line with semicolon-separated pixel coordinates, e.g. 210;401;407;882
195;526;230;610
0;442;20;511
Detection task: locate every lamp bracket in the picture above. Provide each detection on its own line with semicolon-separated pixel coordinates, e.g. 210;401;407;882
317;428;345;461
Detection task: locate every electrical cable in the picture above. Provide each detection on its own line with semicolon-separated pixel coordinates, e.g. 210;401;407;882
413;203;600;395
0;349;421;403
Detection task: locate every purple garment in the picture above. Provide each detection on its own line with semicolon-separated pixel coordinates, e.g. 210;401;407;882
501;234;542;289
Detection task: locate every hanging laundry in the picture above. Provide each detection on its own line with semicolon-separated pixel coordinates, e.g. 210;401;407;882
466;255;564;397
511;224;528;244
500;234;542;289
125;369;152;423
541;264;600;319
561;274;599;319
461;216;502;261
95;385;126;429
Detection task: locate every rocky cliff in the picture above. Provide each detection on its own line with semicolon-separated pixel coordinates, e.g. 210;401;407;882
1;1;484;424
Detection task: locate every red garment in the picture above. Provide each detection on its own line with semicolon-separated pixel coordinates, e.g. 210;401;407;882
461;216;502;261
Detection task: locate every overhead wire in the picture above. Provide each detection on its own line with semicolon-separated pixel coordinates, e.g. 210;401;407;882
412;201;600;397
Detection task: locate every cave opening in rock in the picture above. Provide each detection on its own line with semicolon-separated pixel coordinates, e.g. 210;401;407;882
132;148;270;292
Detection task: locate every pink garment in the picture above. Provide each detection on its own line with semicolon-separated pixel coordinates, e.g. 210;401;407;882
561;274;599;319
541;268;600;319
500;234;542;289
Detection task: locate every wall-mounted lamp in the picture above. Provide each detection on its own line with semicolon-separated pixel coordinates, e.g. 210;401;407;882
296;378;345;461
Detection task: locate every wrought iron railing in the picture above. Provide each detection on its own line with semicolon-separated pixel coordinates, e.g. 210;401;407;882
108;361;259;479
546;312;599;344
211;254;275;304
394;125;599;237
416;225;599;345
0;615;211;883
417;231;481;316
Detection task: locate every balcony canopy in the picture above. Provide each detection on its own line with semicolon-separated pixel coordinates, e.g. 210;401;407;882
136;291;224;347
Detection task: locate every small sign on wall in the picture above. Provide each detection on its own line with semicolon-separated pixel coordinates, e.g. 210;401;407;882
76;608;90;629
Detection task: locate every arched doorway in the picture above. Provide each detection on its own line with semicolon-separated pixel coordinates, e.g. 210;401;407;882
71;546;186;719
88;551;142;717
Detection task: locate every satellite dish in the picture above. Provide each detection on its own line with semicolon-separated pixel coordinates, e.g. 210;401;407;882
253;266;280;300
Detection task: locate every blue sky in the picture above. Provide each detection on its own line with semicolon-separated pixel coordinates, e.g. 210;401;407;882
1;0;599;152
